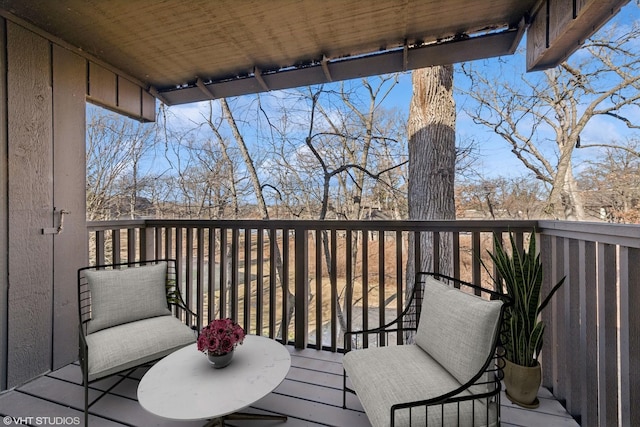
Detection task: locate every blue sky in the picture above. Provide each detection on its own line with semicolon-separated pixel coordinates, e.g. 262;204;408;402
166;2;640;182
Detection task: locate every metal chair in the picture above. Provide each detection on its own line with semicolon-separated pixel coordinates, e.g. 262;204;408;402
343;272;510;427
78;259;198;425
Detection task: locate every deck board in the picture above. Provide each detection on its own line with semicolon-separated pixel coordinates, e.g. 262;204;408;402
0;345;579;426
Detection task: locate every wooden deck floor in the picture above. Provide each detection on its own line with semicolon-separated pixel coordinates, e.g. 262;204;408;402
0;346;579;426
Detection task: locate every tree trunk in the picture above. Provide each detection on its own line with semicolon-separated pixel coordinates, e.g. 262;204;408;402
405;66;457;337
407;65;456;271
547;154;585;220
220;99;292;340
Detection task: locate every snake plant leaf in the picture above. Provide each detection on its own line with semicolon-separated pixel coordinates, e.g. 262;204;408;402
481;230;565;368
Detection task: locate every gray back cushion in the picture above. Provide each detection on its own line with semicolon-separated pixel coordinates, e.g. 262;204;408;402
414;276;503;385
86;262;171;334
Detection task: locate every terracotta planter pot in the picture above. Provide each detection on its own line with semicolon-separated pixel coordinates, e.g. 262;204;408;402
504;359;541;408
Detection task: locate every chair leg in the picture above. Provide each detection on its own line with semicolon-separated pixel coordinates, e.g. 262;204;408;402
82;357;89;426
84;380;89;426
342;370;348;409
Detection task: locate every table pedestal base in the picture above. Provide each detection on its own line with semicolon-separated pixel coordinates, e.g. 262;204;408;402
205;412;288;426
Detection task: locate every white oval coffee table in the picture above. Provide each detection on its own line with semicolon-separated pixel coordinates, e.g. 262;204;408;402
138;335;291;425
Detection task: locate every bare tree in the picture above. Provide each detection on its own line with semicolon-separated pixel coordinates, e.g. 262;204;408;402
462;22;640;220
86;106;159;220
253;77;409;344
578;138;640;223
299;79;408;342
455;176;546;220
208;98;293;340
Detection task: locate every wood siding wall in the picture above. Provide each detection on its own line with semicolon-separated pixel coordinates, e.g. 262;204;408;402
0;16;157;390
6;21;54;389
52;45;87;370
0;17;8;391
526;0;629;71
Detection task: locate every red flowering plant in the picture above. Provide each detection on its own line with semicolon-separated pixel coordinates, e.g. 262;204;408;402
197;318;246;355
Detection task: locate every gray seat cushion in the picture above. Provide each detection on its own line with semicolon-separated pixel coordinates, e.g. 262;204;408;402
85;315;196;382
343;345;496;427
414;276;503;386
85;262;171;334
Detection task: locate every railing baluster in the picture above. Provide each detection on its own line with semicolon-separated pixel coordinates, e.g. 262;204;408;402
154;226;162;259
599;242;618;426
378;230;385;346
220;228;227;319
175;227;184;318
567;239;580;417
164;227;173;259
282;227;290;343
432;231;440;275
362;230;369;349
256;228;264;336
207;227;215;326
315;229;323;349
395;230;403;345
196;227;204;328
112;229;121;265
471;231;481;289
127;228;136;262
331;229;338;351
295;227;308;349
345;228;353;351
185;227;193;316
581;240;597;427
626;247;640;426
269;228;276;339
619;246;631;427
95;230;105;266
553;236;568;402
231;228;239;322
243;227;251;334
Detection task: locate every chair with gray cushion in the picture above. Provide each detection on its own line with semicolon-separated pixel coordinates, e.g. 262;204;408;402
343;272;510;427
78;259;198;425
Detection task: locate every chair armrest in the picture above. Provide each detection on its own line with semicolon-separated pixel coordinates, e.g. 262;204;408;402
167;285;200;331
164;262;201;331
344;273;429;352
344;324;418;352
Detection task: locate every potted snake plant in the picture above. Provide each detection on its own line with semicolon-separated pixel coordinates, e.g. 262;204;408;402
484;230;564;408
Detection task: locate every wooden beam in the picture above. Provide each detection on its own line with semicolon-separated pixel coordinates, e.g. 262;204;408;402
253;67;270;92
321;55;332;82
196;77;215;100
159;29;521;105
527;0;630;71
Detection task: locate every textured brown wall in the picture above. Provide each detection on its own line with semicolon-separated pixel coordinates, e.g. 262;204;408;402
52;45;88;370
0;17;8;391
0;14;153;390
6;22;54;388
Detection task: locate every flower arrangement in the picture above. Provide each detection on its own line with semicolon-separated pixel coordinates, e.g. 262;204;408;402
197;318;246;355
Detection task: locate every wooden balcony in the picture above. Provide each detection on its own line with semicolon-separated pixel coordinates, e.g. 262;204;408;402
86;218;640;426
0;345;578;426
2;218;636;426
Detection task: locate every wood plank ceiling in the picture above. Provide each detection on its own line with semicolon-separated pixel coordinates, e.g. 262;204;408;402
0;0;630;105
